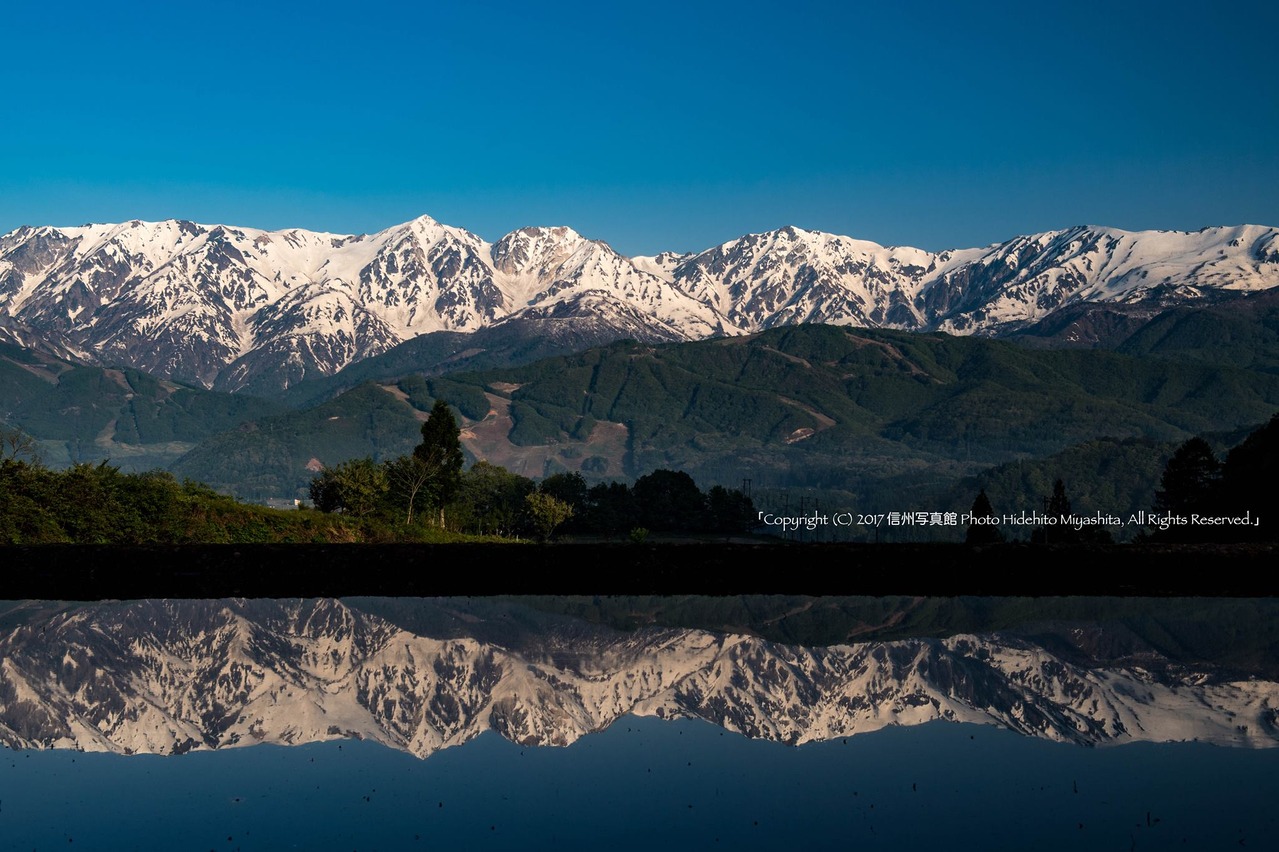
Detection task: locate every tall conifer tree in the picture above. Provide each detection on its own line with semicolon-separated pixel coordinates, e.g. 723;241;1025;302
414;399;464;508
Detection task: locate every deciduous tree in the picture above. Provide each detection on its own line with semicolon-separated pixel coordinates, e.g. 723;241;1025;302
386;454;433;525
308;457;387;517
526;491;574;541
634;469;707;532
456;461;534;536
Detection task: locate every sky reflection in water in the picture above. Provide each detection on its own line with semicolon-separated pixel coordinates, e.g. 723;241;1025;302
4;716;1278;851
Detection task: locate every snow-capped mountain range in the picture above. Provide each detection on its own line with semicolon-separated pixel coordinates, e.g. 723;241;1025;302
1;599;1274;758
2;216;1277;392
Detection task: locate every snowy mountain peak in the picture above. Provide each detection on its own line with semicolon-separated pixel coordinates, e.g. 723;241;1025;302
1;599;1275;759
490;225;590;276
2;216;1277;392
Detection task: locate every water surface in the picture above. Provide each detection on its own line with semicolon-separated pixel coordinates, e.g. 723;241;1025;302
4;716;1277;851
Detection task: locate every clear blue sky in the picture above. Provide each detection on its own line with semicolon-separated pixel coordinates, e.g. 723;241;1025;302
3;0;1276;255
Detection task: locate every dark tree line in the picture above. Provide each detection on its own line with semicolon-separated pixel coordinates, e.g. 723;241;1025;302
1145;414;1279;542
0;458;368;544
305;401;758;540
311;462;758;540
965;412;1279;544
538;468;758;538
965;479;1113;545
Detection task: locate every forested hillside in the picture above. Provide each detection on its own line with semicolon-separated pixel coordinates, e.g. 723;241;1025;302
171;325;1279;511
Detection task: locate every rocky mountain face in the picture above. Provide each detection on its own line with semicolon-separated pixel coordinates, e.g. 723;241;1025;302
1;599;1274;758
2;217;1279;394
1;217;1276;393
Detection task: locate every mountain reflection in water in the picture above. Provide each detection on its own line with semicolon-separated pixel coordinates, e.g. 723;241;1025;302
1;597;1276;756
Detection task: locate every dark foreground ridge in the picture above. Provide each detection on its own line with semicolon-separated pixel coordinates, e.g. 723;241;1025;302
3;542;1277;599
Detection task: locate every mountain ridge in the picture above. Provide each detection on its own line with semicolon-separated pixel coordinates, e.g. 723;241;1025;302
4;216;1276;393
2;598;1274;758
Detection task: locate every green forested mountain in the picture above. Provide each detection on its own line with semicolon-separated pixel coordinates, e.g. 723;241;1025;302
269;330;474;407
191;288;1279;420
946;437;1183;538
169;324;1279;507
0;342;283;470
1113;289;1279;373
457;323;1279;470
1010;288;1279;374
9;294;1279;532
274;317;669;409
170;382;428;500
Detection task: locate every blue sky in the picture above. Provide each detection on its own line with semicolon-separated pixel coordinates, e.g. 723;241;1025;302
3;0;1276;255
